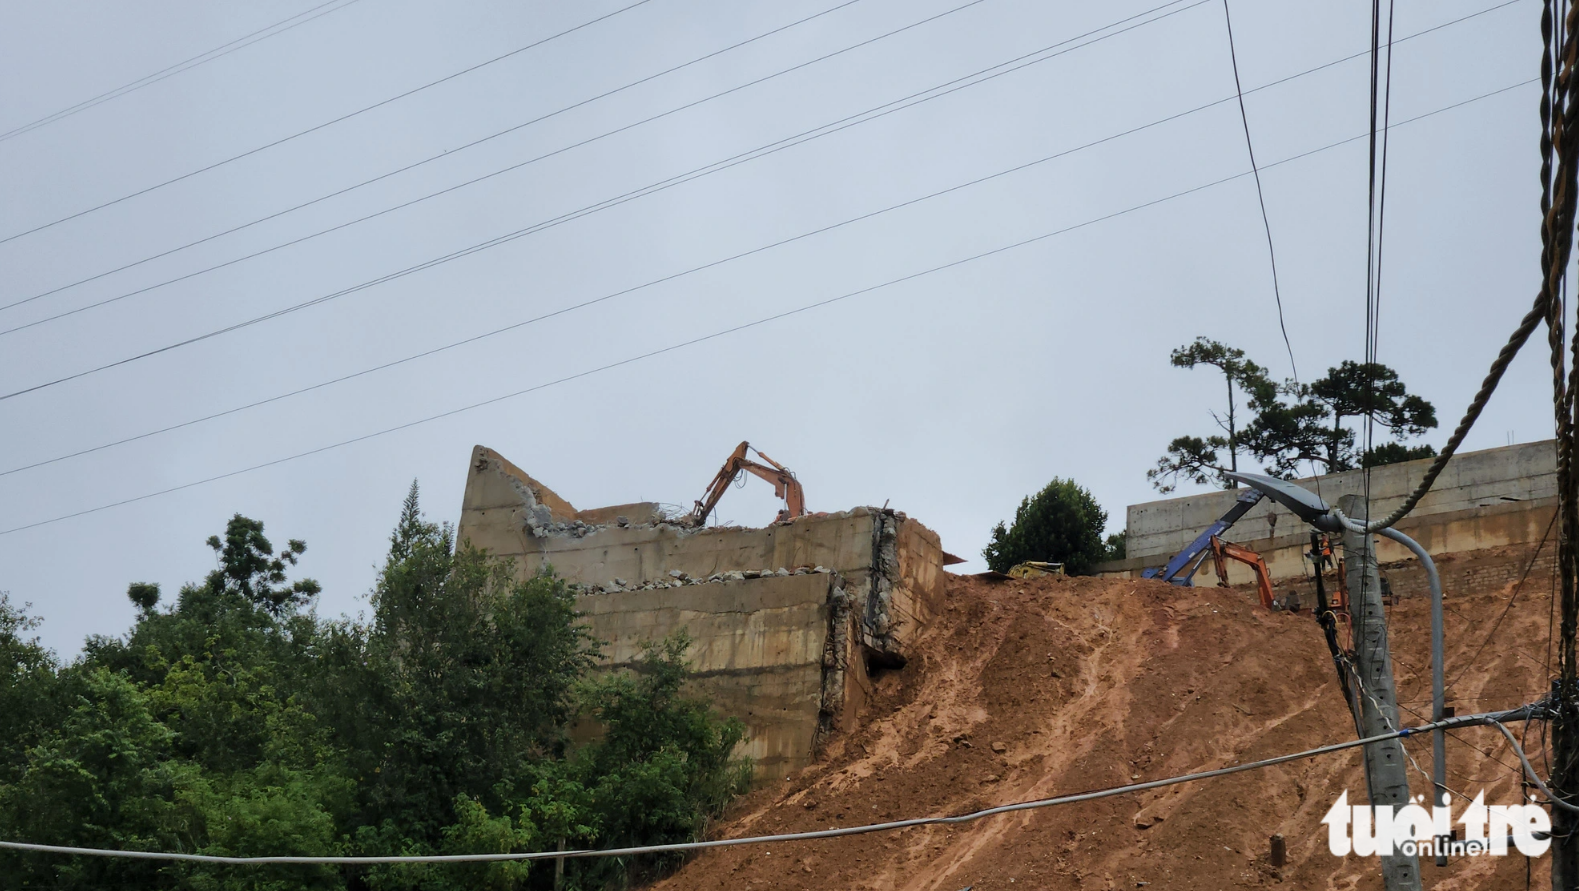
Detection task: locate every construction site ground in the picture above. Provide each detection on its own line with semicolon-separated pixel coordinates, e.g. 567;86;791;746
652;543;1554;890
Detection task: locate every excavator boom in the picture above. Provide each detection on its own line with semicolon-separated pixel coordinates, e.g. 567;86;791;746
1209;535;1276;610
685;441;806;527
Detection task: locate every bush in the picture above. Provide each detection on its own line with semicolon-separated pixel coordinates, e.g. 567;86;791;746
983;479;1109;575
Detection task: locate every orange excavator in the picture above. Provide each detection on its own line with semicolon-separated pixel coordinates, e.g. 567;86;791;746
1208;535;1276;610
683;441;806;527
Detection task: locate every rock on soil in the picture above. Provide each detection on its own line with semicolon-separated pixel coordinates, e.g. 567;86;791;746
653;550;1554;890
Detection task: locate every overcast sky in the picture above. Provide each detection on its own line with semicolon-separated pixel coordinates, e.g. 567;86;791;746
0;0;1557;655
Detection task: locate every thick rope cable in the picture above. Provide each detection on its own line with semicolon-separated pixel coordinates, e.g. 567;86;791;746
1352;294;1553;534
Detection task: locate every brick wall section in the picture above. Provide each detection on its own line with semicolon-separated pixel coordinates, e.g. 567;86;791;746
1376;544;1556;602
1262;542;1557;605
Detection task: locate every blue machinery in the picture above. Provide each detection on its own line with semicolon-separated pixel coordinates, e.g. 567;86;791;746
1140;486;1265;585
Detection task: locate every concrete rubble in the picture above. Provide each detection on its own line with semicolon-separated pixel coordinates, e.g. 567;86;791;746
571;565;835;596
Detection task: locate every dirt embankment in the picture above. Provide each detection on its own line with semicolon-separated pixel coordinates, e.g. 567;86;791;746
656;549;1555;890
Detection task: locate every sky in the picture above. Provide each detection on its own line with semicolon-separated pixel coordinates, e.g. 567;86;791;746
0;0;1560;656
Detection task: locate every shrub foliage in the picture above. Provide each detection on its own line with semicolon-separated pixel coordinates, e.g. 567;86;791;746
0;482;749;890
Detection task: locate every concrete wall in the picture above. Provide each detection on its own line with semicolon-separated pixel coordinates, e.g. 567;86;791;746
575;572;859;780
457;445;946;780
1098;441;1556;586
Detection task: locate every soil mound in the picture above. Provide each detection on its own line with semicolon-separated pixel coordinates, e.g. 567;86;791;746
656;554;1553;890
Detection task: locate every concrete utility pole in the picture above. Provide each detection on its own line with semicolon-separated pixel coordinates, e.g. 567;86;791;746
1339;494;1421;891
1227;473;1435;890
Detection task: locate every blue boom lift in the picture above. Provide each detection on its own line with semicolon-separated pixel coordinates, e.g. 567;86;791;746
1141;486;1265;585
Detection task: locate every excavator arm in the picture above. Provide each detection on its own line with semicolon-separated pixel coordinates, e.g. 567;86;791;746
685;441;806;527
1209;535;1276;610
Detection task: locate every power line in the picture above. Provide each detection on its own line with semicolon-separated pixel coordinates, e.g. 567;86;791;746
1220;0;1297;382
1;0;1519;325
0;172;1254;535
0;78;1538;532
0;0;660;247
0;73;1537;483
0;87;1248;480
0;0;1209;401
1493;718;1579;812
0;707;1542;865
0;0;871;316
1341;0;1579;539
1349;275;1563;534
0;0;366;143
0;0;1013;333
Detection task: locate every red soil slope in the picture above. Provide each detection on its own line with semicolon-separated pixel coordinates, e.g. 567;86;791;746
655;549;1554;890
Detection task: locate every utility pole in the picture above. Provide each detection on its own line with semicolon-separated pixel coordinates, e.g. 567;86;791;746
1555;679;1579;890
1339;494;1420;891
1229;473;1437;890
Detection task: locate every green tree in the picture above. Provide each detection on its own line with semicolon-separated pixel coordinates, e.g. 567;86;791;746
345;530;596;843
1147;338;1277;492
1361;441;1437;468
16;515;348;891
0;594;59;789
1150;343;1438;490
1103;531;1127;562
569;633;750;886
983;479;1109;574
0;491;753;891
204;514;321;617
1246;361;1438;477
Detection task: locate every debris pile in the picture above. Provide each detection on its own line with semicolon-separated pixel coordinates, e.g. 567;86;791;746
572;565;834;595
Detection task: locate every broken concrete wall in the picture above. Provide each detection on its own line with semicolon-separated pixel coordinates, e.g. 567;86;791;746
457;445;945;780
575;570;858;779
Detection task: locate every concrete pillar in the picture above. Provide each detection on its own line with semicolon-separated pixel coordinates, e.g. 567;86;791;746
1340;494;1420;891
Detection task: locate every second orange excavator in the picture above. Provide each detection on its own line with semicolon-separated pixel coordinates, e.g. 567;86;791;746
682;441;806;527
1209;534;1276;610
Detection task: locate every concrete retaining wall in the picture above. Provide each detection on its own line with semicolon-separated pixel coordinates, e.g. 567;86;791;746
456;445;946;780
574;572;859;779
1098;442;1556;586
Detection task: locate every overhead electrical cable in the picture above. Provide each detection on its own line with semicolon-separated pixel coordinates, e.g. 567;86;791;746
0;707;1545;864
0;75;1538;532
1220;0;1296;382
0;86;1282;479
0;0;871;315
0;0;1199;338
0;0;1211;400
1355;0;1395;705
0;68;1536;482
0;71;1532;481
0;0;659;246
1347;271;1571;533
1339;0;1579;539
0;0;366;143
1;0;1519;322
1;0;1026;332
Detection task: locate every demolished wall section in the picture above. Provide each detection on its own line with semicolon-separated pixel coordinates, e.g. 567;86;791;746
457;444;945;780
573;569;859;779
